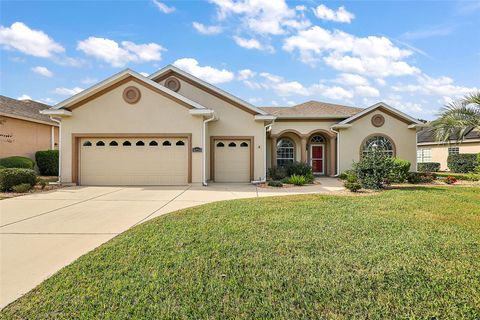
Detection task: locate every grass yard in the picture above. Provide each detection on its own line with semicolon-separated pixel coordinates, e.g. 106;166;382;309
2;186;480;319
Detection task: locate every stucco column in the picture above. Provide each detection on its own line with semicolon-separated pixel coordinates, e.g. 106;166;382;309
301;137;307;163
271;136;277;168
329;136;336;176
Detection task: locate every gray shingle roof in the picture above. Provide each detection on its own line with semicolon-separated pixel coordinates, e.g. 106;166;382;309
417;126;480;143
0;95;56;125
259;100;363;118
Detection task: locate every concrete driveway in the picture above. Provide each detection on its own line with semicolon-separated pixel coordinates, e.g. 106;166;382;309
0;180;343;308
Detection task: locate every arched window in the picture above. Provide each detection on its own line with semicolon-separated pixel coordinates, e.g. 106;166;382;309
240;142;248;147
83;141;92;146
162;140;171;146
123;141;131;146
228;142;237;147
96;141;105;146
149;141;158;146
362;135;394;157
176;140;185;146
310;135;324;143
136;141;145;146
276;138;294;167
109;141;118;146
216;142;224;147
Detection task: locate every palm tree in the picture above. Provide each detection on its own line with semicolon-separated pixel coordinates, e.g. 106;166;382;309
431;91;480;141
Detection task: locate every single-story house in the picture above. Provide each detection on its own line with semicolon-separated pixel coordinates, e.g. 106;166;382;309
0;95;58;159
41;66;423;186
417;127;480;171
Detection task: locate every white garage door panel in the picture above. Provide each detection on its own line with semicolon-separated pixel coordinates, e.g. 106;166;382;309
80;138;188;186
214;140;250;183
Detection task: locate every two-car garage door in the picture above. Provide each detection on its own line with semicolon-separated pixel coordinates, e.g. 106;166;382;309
79;137;188;186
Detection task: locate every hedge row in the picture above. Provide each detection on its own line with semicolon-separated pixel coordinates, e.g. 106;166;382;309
417;162;440;172
35;150;59;176
447;154;478;173
0;168;37;192
0;156;35;169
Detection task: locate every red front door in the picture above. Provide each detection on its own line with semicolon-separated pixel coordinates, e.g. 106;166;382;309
311;145;324;174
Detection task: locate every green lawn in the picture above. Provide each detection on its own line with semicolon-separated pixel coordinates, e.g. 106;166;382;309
2;186;480;319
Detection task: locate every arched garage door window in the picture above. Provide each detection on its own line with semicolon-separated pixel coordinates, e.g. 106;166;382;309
276;138;294;167
362;135;395;157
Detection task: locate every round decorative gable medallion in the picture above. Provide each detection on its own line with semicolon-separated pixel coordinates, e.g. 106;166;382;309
371;114;385;127
164;76;181;92
123;86;141;104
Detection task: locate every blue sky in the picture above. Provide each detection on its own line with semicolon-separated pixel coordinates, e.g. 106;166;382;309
1;0;479;120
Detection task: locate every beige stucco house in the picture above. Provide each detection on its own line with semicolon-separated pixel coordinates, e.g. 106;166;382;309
417;127;480;171
41;66;423;186
0;95;58;159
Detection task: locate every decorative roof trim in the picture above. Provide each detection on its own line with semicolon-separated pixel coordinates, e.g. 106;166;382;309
52;69;207;111
40;109;72;116
149;65;268;116
338;102;422;125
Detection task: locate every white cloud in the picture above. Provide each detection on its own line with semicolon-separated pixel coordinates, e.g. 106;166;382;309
81;77;98;85
172;58;234;84
248;97;263;104
392;74;478;97
38;97;57;104
355;85;380;97
152;0;175;13
53;87;83;96
17;94;32;100
192;22;222;35
139;72;150;77
375;78;386;86
311;84;353;100
77;37;165;67
283;26;419;77
237;69;256;80
312;4;355;23
0;22;64;58
233;36;274;52
31;66;53;77
334;73;369;86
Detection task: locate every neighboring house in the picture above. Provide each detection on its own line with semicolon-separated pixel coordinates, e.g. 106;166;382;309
0;95;58;159
417;127;480;171
41;66;422;186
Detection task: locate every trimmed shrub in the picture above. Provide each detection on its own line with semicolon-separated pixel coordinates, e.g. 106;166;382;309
389;158;411;182
304;172;315;184
344;181;361;192
285;161;313;177
417;162;440;173
0;168;37;192
268;180;283;188
339;170;355;180
280;176;291;184
35;150;59;176
12;183;32;193
289;174;306;186
407;172;436;184
447;154;477;173
354;149;393;190
0;156;35;169
267;167;287;180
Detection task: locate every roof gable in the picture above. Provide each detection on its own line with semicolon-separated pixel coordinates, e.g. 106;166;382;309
52;69;208;111
149;65;268;116
259;100;362;119
338;102;422;126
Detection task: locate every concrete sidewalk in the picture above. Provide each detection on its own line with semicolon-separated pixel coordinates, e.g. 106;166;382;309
0;179;343;308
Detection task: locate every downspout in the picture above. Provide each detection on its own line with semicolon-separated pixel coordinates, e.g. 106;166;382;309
50;117;61;183
331;127;340;176
252;120;275;184
202;114;216;186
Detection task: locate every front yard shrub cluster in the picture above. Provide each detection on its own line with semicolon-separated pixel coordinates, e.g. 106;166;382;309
286;161;312;177
268;162;315;185
0;168;37;192
389;158;411;182
476;153;480;172
267;180;283;188
35;150;59;176
354;149;393;190
12;183;33;193
407;172;437;184
447;153;477;173
288;174;306;186
417;162;440;172
267;167;287;180
0;156;35;169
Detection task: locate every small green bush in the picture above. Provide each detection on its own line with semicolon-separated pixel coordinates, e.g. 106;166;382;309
339;170;355;180
12;183;32;193
289;174;306;186
407;172;436;184
389;158;411;182
447;154;477;173
38;179;48;189
0;168;37;192
268;167;287;180
417;162;440;173
304;172;315;184
344;181;361;192
0;156;35;169
476;153;480;173
268;180;283;188
35;150;59;176
286;162;313;177
354;149;393;190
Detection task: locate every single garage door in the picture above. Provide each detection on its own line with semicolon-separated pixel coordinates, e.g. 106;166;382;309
79;137;188;185
213;139;251;182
